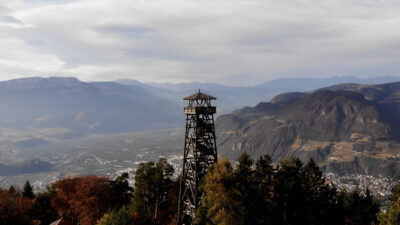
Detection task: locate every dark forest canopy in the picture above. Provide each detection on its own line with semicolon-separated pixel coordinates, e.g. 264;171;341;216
1;154;399;225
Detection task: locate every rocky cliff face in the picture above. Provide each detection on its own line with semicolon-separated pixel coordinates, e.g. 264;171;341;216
216;82;400;177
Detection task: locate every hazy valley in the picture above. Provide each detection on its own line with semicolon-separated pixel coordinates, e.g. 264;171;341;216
0;128;184;190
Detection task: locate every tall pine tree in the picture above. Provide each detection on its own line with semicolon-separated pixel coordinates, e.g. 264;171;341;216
339;189;380;225
273;157;307;225
132;158;174;225
22;180;35;199
303;159;340;225
234;151;255;225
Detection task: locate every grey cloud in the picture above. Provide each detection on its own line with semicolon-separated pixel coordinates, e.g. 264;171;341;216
96;25;153;39
0;0;399;85
0;15;23;24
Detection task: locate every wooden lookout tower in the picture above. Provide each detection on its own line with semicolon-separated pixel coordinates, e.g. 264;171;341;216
177;90;218;225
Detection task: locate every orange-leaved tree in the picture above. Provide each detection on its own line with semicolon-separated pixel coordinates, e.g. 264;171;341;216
0;188;34;225
51;175;117;225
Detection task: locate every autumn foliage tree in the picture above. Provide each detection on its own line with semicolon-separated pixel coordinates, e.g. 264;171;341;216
51;176;117;225
0;188;34;225
379;183;400;225
194;158;243;225
96;206;141;225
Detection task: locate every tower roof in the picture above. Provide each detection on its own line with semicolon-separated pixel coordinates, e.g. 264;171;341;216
183;90;216;100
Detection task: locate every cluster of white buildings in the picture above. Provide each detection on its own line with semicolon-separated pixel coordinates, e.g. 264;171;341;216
325;172;397;197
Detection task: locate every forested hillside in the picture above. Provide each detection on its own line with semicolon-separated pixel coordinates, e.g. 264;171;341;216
1;154;395;225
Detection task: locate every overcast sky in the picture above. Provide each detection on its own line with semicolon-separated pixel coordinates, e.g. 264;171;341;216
0;0;399;85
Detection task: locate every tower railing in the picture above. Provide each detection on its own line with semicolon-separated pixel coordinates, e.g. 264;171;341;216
183;106;216;115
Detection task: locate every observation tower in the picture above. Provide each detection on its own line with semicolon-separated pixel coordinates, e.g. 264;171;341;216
177;90;218;225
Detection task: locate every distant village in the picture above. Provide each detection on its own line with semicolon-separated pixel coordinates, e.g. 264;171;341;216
325;172;397;198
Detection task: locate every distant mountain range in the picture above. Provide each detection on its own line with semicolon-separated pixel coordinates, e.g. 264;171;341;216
118;75;400;114
0;77;181;135
216;81;400;177
0;75;399;137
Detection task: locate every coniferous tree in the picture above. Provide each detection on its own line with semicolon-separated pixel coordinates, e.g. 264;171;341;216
23;180;35;199
8;185;17;196
233;152;275;225
302;159;340;225
31;183;58;225
154;158;174;222
132;161;159;223
273;157;307;225
153;158;177;224
132;158;174;224
254;154;275;224
339;189;380;225
234;151;255;225
255;154;274;182
111;172;133;208
271;157;343;225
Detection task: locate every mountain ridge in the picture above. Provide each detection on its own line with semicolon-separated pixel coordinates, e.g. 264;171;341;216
0;77;182;134
216;82;400;177
116;76;400;114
